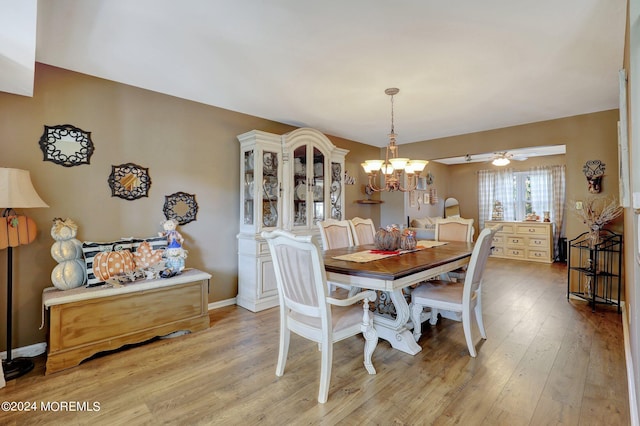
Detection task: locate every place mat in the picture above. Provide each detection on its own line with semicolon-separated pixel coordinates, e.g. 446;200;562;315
331;250;406;263
416;240;448;248
331;241;449;263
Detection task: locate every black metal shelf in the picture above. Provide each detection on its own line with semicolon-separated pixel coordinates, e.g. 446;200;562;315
567;230;622;312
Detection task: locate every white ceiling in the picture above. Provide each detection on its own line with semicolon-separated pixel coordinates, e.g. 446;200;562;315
0;0;627;147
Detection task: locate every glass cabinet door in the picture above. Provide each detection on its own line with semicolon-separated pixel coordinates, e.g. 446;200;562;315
243;150;254;225
311;147;325;224
292;145;307;227
261;150;279;228
291;144;326;228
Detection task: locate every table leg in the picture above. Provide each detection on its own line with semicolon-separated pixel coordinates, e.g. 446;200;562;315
372;288;422;355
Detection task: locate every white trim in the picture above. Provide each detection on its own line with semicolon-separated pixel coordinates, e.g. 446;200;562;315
208;297;236;310
623;301;640;426
0;342;47;360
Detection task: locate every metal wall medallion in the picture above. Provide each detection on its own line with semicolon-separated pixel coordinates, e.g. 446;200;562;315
39;124;95;167
108;163;151;200
163;192;198;225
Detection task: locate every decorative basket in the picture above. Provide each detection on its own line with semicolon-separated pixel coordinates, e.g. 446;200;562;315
374;225;401;251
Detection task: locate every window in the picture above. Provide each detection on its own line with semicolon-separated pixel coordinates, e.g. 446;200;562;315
478;165;565;258
513;172;532;221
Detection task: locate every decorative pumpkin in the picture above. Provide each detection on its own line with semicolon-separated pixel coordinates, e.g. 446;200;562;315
93;249;135;282
0;215;37;250
51;259;87;290
50;218;86;290
51;239;83;263
374;225;401;251
400;229;417;250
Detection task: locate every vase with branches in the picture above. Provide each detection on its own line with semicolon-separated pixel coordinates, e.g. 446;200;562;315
573;195;623;248
572;196;622;297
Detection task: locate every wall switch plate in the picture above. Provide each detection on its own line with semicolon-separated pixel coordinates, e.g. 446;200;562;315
575;201;583;210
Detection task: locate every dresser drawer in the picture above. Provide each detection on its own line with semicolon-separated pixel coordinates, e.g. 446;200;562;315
528;237;548;248
505;248;525;258
492;235;504;245
516;224;548;236
527;249;550;261
499;224;515;233
506;236;525;247
491;246;504;256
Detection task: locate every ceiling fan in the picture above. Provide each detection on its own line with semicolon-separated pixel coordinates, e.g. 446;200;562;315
490;151;528;166
462;151;528;165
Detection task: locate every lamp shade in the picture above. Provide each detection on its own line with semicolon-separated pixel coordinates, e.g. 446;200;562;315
0;168;49;209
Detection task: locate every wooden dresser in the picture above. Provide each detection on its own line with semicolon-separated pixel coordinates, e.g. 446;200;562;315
485;221;554;263
43;269;211;374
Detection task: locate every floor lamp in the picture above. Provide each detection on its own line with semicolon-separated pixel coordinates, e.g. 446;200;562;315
0;168;48;381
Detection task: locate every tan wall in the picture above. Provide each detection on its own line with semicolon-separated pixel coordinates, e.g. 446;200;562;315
0;63;621;351
381;110;623;239
446;154;567;235
0;64;378;350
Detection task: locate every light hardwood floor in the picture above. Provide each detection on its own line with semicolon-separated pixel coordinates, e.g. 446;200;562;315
0;258;629;425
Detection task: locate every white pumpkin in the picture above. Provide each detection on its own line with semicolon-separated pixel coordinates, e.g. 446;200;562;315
51;259;86;290
50;218;87;289
51;239;83;263
50;218;78;241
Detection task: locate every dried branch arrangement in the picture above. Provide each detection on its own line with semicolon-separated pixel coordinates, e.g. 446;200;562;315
573;195;623;233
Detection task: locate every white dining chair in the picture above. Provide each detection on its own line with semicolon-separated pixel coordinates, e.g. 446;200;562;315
434;217;475;282
318;219;357;293
317;219;354;250
349;217;376;246
261;229;378;403
434;217;474;243
410;226;499;357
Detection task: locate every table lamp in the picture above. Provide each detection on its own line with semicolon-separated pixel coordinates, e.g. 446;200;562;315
0;168;48;380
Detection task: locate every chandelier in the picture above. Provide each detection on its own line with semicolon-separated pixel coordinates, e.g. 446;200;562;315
361;88;428;192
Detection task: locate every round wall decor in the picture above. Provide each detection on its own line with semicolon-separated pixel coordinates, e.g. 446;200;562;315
163;192;198;225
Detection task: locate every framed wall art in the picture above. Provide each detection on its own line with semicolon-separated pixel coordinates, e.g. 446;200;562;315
39;124;95;167
163;192;198;225
107;163;151;200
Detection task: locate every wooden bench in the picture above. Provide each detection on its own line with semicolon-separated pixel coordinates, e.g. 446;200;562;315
42;268;211;374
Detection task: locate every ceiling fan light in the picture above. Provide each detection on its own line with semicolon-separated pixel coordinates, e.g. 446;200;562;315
492;157;510;166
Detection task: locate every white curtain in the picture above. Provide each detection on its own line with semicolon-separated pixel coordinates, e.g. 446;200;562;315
477;170;493;230
530;166;553;217
529;165;566;258
550;165;566;257
478;168;515;228
494;168;515;221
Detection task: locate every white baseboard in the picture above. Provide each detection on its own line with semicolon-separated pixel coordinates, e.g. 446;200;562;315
622;301;639;426
0;299;237;362
208;297;236;310
0;342;47;360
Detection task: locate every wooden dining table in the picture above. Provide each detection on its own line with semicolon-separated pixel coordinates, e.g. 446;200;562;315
323;241;474;355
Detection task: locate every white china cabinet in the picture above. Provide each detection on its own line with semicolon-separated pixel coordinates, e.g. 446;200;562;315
237;128;348;311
